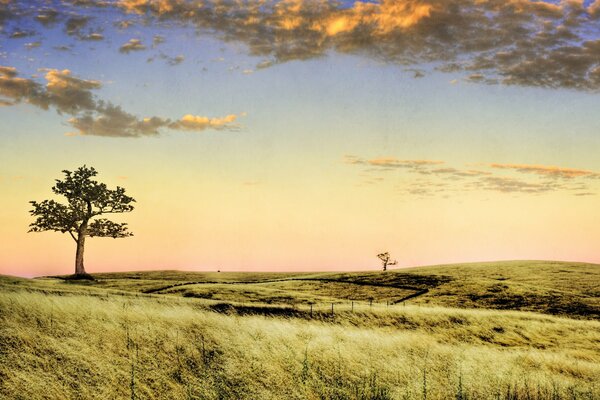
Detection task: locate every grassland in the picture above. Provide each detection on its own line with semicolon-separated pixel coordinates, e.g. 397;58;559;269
33;260;600;319
1;260;599;399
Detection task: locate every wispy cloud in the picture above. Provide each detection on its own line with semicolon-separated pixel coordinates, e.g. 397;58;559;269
344;155;443;169
468;176;563;194
345;155;600;196
490;163;600;179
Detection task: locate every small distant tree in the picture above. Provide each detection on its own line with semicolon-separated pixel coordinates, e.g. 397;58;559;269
29;166;135;277
377;252;397;271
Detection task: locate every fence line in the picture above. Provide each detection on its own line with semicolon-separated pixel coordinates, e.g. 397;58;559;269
225;296;425;317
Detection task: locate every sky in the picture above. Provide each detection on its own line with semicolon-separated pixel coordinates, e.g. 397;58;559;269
1;0;599;277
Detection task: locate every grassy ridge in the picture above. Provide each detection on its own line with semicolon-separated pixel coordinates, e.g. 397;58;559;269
41;260;600;319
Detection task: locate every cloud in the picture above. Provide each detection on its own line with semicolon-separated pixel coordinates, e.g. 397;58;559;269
490;163;600;179
43;68;102;113
68;109;242;138
65;16;90;36
418;167;491;179
53;45;72;52
119;38;146;53
147;52;185;65
0;66;17;78
0;67;47;109
81;32;104;41
256;60;275;69
370;158;444;167
152;34;165;46
0;1;21;30
24;41;41;50
35;9;59;27
344;155;443;168
63;0;599;91
167;54;184;65
0;67;103;114
115;20;135;30
346;154;600;196
170;114;240;131
470;176;561;194
67;103;168;137
0;65;242;137
9;30;34;39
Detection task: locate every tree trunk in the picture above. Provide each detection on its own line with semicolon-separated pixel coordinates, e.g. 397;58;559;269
75;222;88;275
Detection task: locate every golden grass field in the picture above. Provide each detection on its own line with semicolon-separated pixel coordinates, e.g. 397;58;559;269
1;261;599;399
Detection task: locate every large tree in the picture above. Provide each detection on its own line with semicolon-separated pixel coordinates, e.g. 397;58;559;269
29;166;135;276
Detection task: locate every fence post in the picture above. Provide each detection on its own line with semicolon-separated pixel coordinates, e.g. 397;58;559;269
331;303;334;316
370;299;372;308
351;301;354;312
310;303;313;318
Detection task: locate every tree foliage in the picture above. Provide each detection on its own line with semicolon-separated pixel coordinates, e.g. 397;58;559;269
29;166;135;240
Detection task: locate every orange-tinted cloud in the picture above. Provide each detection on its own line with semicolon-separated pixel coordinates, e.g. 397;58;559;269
170;114;239;131
347;155;600;196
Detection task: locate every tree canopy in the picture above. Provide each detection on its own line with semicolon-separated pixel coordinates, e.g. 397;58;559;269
29;165;135;275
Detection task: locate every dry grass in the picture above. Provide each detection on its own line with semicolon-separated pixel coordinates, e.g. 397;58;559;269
162;281;416;305
1;283;599;399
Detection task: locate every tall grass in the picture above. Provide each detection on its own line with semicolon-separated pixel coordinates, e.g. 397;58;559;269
1;289;598;399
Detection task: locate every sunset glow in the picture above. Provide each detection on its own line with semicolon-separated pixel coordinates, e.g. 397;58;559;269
1;0;600;277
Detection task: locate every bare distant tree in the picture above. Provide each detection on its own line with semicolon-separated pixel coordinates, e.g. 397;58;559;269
377;252;397;271
29;166;135;277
